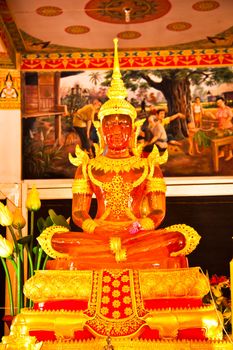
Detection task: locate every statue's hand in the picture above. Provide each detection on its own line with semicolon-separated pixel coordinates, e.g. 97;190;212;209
128;218;155;234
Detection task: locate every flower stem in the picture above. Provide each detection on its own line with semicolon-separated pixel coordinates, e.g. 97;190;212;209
25;243;34;278
18;227;23;239
35;247;43;271
17;245;23;312
8;225;19;255
29;211;34;253
42;254;49;270
1;257;14;316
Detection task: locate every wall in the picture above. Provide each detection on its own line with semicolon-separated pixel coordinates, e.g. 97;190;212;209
0;109;21;183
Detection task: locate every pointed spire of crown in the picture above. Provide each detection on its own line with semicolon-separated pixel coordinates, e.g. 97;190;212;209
107;38;127;100
98;38;137;122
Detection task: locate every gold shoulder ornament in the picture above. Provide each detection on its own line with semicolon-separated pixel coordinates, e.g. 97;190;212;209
147;145;168;177
69;144;89;179
132;119;146;157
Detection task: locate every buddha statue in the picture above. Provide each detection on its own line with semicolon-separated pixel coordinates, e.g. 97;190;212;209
5;39;222;345
38;38;200;270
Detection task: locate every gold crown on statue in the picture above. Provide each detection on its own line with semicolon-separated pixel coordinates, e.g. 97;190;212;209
98;38;137;122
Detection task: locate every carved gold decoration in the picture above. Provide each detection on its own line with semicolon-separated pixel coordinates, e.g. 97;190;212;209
82;218;98;233
139;267;209;299
98;38;137;123
24;268;209;302
146;305;223;340
10;309;89;340
72;178;92;194
23;270;93;302
146;177;167;193
1;335;42;350
15;339;233;350
37;225;69;259
4;268;226;346
167;224;201;256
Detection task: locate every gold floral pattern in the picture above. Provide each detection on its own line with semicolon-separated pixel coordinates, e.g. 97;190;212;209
112;290;120;298
65;25;90;35
112;311;121;319
124;307;133;316
100;307;109;315
167;22;192;31
112;300;121;308
112;280;120;288
192;1;220;11
102;286;111;293
123;296;131;304
36;6;63;16
121;275;129;283
122;285;130;293
103;276;111;283
117;31;141;40
102;296;110;304
85;0;171;24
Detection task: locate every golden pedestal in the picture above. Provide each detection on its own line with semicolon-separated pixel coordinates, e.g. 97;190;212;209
2;267;231;349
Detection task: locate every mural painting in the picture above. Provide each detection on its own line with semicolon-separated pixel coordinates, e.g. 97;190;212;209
22;67;233;179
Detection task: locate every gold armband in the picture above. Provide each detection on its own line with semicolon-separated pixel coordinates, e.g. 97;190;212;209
146;177;166;193
139;217;155;230
82;218;98;233
72;178;92;194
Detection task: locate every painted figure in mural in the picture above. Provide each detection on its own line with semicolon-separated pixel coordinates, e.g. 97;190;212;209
143;109;185;153
0;72;18;99
72;99;102;156
209;96;233;161
143;112;168;153
192;96;204;128
38;39;200;269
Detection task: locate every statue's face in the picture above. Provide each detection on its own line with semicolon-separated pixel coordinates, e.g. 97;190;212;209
102;114;132;150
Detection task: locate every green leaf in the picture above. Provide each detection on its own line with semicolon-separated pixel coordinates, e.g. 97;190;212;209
45;216;53;227
48;209;70;229
17;236;32;245
37;217;47;233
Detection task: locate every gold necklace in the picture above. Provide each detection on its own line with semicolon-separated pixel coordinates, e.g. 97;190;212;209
88;155;147;174
87;163;148;189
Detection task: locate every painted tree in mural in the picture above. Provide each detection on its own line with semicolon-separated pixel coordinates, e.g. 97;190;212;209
102;67;233;139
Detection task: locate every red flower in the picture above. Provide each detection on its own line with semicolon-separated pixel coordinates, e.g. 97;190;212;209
209;274;228;285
